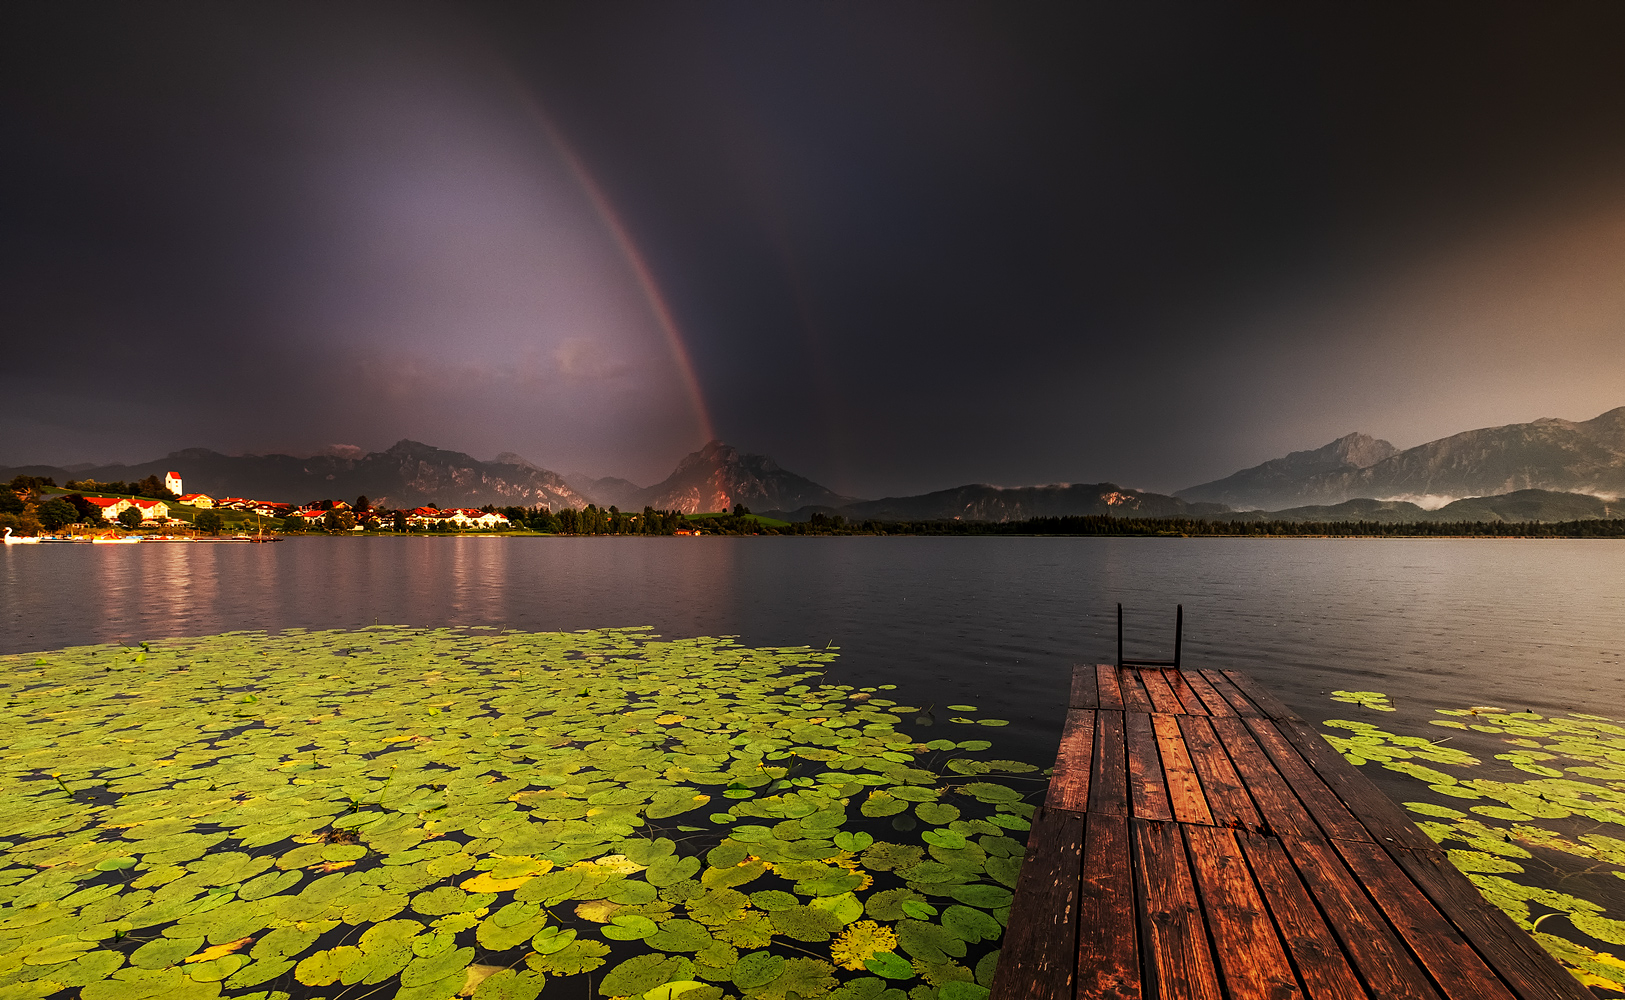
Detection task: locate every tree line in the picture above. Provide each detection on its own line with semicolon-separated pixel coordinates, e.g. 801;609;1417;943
63;475;178;501
746;514;1625;537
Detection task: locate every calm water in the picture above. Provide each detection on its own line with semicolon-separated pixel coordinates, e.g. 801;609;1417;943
4;535;1624;769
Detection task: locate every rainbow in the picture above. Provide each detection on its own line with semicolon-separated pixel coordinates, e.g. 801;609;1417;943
502;77;716;444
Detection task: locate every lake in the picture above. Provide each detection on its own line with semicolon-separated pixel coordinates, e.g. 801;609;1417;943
6;535;1625;994
6;535;1625;768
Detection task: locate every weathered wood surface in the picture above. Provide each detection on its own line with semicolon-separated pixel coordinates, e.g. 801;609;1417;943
990;664;1591;1000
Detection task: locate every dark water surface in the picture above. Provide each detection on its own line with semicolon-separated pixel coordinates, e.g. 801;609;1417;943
5;535;1624;770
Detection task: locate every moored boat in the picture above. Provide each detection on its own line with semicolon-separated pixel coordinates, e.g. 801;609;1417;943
1;527;40;545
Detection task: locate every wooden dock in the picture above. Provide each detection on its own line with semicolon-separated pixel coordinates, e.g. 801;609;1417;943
990;664;1592;1000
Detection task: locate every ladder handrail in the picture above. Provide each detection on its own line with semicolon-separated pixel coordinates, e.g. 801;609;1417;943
1117;603;1183;668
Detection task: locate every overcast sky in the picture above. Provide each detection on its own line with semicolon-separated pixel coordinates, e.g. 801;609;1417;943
6;2;1625;496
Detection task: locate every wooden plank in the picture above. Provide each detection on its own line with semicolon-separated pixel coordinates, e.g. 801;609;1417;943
1178;714;1261;831
1089;710;1130;817
1046;708;1095;812
1336;839;1520;1000
1077;812;1141;1000
1198;668;1264;716
1180;670;1238;717
1151;713;1213;825
1183;825;1302;1000
1097;663;1125;710
1222;669;1305;721
1274;717;1441;854
1242;716;1373;844
1139;669;1185;714
1284;836;1444;1000
1071;664;1100;709
1209;716;1325;843
1125;710;1174;822
1134;819;1223;1000
1119;669;1154;713
1238;832;1369;1000
990;806;1082;1000
1383;845;1595;1000
1163;668;1211;716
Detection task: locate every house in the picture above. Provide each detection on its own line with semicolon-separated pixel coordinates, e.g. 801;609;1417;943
177;493;215;508
164;471;182;495
438;508;510;529
406;507;441;527
217;498;250;510
130;498;170;522
83;497;170;522
82;497;127;520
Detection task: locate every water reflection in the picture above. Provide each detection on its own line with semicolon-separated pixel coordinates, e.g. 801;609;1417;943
5;536;1625;758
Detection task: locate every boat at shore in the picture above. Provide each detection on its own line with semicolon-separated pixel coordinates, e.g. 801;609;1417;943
2;527;40;545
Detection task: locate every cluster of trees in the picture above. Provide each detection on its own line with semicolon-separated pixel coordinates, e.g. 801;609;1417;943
750;514;1625;537
2;476;53;536
639;511;1625;537
272;499;694;535
546;505;689;535
63;475;177;501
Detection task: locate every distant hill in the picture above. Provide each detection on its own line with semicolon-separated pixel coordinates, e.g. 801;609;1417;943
1223;489;1620;524
565;474;649;511
569;441;860;514
0;440;589;510
772;483;1232;523
1178;407;1625;509
1175;433;1399;509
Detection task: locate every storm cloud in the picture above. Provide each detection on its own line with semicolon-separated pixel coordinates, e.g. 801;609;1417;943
6;2;1625;494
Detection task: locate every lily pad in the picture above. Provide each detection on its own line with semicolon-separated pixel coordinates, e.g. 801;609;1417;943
0;626;1037;1000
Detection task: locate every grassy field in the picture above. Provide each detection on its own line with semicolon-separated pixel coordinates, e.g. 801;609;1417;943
686;511;792;528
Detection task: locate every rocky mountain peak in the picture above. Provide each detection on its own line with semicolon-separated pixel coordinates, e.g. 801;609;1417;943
1318;432;1400;470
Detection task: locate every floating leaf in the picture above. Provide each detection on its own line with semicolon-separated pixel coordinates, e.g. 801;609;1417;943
863;952;913;980
861;792;908;818
604;915;660;941
600;953;692;997
528;938;609;977
472;968;545;1000
943;906;1002;943
923;829;967;850
732;951;786;990
832;831;874;852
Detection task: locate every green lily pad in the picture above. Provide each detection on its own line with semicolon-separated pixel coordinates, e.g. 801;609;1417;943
863;952;913;980
604;915;661;940
0;625;1040;1000
601;954;693;996
732;951;785;989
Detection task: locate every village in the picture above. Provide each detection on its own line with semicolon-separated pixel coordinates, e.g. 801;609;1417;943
2;469;525;539
1;468;760;540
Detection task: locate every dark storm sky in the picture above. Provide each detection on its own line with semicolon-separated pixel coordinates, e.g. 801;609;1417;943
6;3;1625;496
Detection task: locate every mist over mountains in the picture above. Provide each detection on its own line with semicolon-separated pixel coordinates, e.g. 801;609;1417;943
6;407;1624;522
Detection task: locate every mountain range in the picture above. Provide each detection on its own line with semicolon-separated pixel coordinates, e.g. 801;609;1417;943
1177;406;1625;510
568;441;859;514
6;406;1624;522
0;440;590;511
